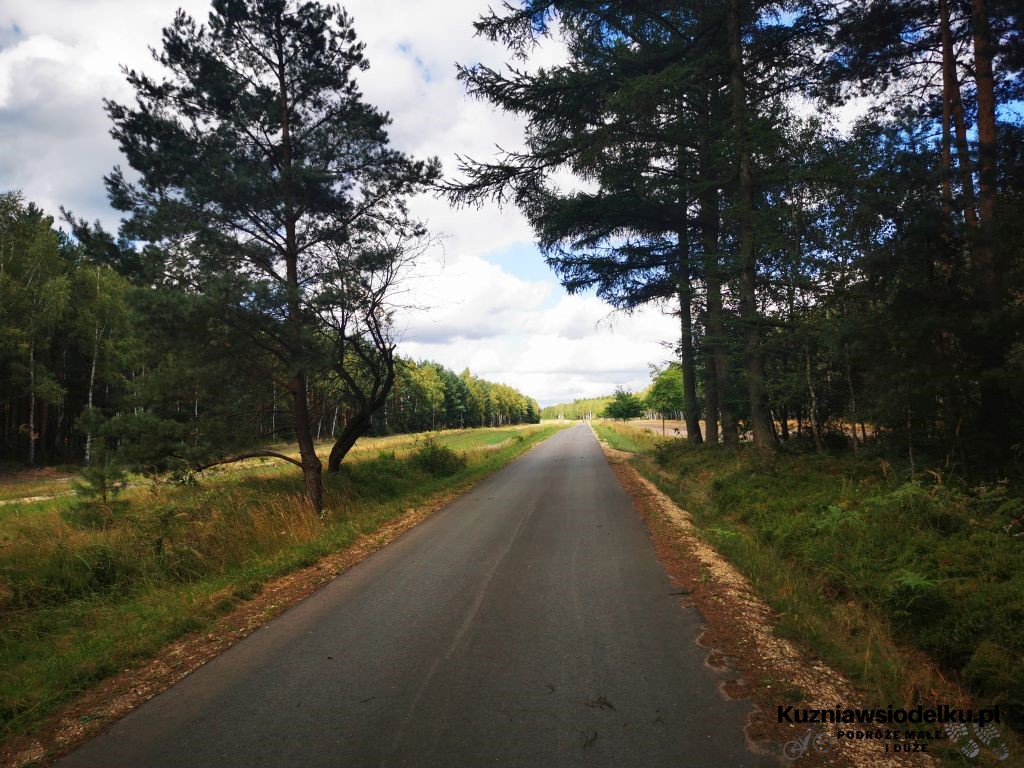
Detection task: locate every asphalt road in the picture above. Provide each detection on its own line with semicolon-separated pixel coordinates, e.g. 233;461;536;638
58;424;770;768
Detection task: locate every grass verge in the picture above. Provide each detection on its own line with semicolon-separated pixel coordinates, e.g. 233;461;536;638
597;422;1024;764
0;423;565;749
592;420;667;454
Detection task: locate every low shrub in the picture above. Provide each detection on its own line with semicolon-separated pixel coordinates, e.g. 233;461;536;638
411;438;466;477
343;451;406;498
964;641;1024;722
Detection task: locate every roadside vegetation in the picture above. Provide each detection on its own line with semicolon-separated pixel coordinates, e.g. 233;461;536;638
592;421;664;455
596;421;1024;745
0;424;564;744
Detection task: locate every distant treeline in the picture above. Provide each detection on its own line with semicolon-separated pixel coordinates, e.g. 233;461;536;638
541;365;685;422
540;396;613;421
379;362;540;434
0;194;538;468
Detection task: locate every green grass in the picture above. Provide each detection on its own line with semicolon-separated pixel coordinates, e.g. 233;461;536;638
0;495;78;527
425;429;519;451
180;426;537;487
0;476;74;503
592;420;667;454
603;423;1024;744
0;427;542;521
0;423;566;745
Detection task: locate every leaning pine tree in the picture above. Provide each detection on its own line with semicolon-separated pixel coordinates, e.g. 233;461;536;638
105;0;438;513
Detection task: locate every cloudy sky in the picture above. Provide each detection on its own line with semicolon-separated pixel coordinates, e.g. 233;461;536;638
0;0;680;406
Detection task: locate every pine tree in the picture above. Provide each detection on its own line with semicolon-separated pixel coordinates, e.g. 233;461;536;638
104;0;438;512
447;1;819;451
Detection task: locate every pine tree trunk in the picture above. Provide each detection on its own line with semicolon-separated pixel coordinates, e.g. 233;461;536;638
193;381;199;447
328;410;372;472
907;404;916;474
805;345;823;454
939;0;956;224
941;5;979;232
292;374;323;514
968;0;1009;458
56;344;67;459
970;0;999;305
85;319;100;466
699;111;737;450
704;361;720;444
844;344;858;455
727;0;773;451
676;226;703;444
277;45;323;515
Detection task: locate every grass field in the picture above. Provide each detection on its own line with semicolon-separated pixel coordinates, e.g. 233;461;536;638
0;427;534;512
0;424;565;745
0;470;74;504
595;421;1024;754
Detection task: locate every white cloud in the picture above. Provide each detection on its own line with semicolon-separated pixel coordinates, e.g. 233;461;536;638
0;1;677;405
397;248;553;345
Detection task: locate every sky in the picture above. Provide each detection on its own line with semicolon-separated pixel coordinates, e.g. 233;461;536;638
0;1;681;406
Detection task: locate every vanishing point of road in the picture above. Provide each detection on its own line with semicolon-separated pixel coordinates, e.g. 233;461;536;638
58;424;770;768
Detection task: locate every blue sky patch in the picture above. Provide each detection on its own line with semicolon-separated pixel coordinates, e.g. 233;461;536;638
0;23;24;50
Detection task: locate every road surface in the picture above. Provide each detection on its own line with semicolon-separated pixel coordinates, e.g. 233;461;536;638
58;424;769;768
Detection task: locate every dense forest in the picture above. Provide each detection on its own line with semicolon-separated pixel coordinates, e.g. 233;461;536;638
447;0;1023;475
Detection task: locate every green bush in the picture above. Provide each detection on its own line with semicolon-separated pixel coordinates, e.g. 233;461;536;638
654;439;684;466
73;442;127;504
344;451;406;498
412;438;466;477
882;569;946;628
